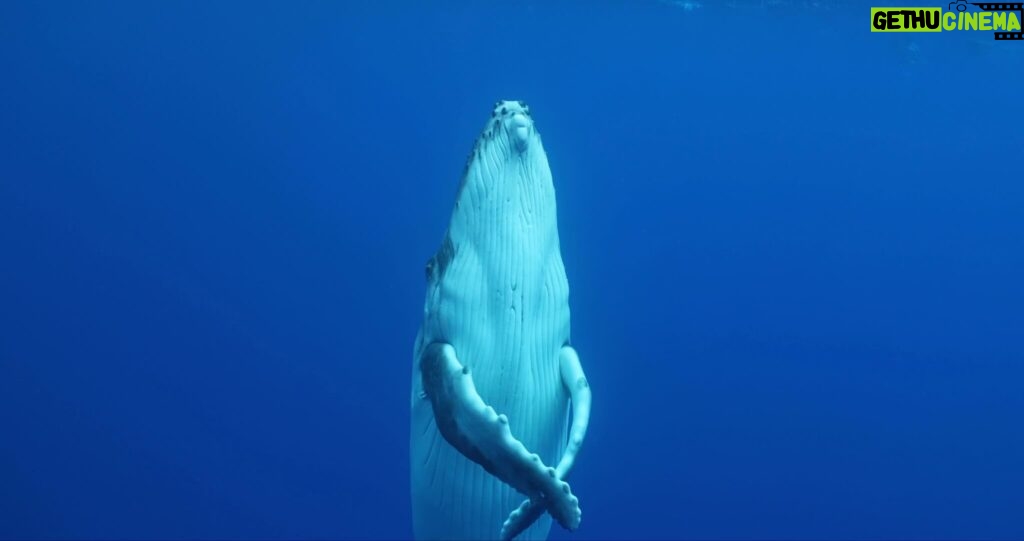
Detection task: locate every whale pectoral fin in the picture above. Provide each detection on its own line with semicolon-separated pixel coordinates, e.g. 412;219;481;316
500;345;592;540
555;345;592;477
419;342;582;532
500;498;545;541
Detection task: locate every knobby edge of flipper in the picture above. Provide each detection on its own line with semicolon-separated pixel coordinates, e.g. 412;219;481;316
500;345;592;540
418;342;583;531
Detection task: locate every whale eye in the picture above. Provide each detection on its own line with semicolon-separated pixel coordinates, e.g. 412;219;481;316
500;106;507;115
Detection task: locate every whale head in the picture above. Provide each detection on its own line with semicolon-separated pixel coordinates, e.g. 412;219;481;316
488;99;538;154
456;100;553;206
446;99;558;259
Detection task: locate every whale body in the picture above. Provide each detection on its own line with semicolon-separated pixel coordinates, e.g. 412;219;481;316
409;100;592;540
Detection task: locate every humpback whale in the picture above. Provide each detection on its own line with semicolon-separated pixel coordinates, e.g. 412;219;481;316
410;100;592;540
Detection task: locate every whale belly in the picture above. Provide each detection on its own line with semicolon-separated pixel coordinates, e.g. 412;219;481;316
410;247;571;540
410;372;566;540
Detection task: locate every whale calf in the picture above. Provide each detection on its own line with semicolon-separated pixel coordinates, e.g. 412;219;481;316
409;100;592;540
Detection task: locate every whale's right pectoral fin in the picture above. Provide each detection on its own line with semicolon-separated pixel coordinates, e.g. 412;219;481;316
419;342;582;531
500;345;592;540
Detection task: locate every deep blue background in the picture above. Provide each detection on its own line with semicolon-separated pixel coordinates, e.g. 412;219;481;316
2;2;1022;539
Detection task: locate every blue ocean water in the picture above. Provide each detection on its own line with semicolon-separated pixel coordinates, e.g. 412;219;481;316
1;1;1022;539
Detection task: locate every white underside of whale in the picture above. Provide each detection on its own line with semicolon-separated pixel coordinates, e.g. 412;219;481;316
409;101;590;541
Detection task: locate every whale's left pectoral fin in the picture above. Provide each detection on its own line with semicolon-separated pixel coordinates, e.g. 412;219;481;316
419;342;582;531
500;345;592;540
